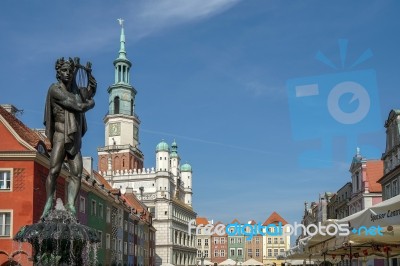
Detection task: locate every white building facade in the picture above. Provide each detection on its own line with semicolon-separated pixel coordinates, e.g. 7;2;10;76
97;22;197;266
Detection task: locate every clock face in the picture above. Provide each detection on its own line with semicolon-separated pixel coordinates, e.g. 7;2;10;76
122;92;130;101
109;123;121;136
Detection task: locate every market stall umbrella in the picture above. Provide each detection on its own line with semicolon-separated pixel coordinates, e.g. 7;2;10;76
219;258;237;265
242;258;264;265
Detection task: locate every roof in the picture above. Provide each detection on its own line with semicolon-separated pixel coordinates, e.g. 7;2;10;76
230;218;240;224
263;211;288;225
365;160;384;192
196;217;209;225
93;170;113;190
156;140;169;152
212;221;227;236
123;193;152;223
180;163;192;172
248;219;257;225
0;105;51;150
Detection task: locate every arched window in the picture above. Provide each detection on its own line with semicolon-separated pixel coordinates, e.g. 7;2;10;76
114;96;120;114
130;99;134;116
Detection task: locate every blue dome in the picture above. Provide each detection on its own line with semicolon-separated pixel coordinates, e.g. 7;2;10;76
156;140;169;152
170;151;179;158
181;163;192;172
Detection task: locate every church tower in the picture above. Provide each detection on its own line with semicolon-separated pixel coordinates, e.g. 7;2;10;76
97;19;144;173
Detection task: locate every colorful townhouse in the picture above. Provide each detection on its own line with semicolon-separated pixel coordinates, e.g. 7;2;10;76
379;109;400;200
227;218;245;264
196;217;212;262
210;221;228;264
244;220;263;263
0;105;65;265
348;148;383;215
262;212;290;266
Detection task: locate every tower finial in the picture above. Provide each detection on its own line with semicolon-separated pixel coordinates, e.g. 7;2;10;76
117;18;126;59
117;18;124;28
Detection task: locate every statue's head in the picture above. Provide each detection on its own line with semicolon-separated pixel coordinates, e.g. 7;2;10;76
55;57;75;82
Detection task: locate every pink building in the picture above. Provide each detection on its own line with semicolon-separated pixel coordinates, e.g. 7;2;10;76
348;148;383;215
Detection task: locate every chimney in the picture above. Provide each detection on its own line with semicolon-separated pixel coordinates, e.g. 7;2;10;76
83;157;93;177
1;104;21;117
125;186;134;194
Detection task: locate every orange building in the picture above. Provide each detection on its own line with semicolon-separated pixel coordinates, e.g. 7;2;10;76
0;105;67;265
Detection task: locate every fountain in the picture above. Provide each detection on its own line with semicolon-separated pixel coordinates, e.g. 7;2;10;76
14;199;99;265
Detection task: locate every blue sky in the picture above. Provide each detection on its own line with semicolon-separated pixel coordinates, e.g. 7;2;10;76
1;1;400;228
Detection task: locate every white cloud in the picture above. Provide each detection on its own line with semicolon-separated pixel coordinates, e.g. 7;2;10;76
8;0;240;62
130;0;239;40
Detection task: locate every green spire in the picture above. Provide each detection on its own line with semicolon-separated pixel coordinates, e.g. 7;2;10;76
117;18;127;60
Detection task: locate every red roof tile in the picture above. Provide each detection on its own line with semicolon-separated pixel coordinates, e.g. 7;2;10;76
231;218;241;224
262;211;288;225
0;105;51;150
93;170;113;190
366;160;383;193
196;217;209;225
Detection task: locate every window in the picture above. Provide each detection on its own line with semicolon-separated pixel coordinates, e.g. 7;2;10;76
214;250;218;257
255;237;260;244
112;238;116;251
197;239;202;246
214;237;219;244
106;234;110;249
124;220;128;231
274;249;278;257
114;96;120;114
220;250;225;257
98;231;103;248
256;248;260;257
118;239;122;252
204;250;208;257
0;212;11;237
220;237;225;244
386;184;392;199
124;241;128;255
248;248;252;257
91;200;96;215
99;203;103;218
237;238;242;244
197;250;202;257
230;248;235;257
393;179;399;197
230;238;234;244
238;248;243;257
204;239;209;246
274;238;278;244
280;249;285;255
106;207;111;223
268;249;272;257
280;237;284;244
0;171;11;190
268;238;271;244
79;197;85;213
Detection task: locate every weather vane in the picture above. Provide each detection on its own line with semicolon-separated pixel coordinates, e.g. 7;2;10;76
117;18;124;27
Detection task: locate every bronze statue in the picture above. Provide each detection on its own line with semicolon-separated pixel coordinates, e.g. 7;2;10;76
41;57;96;219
